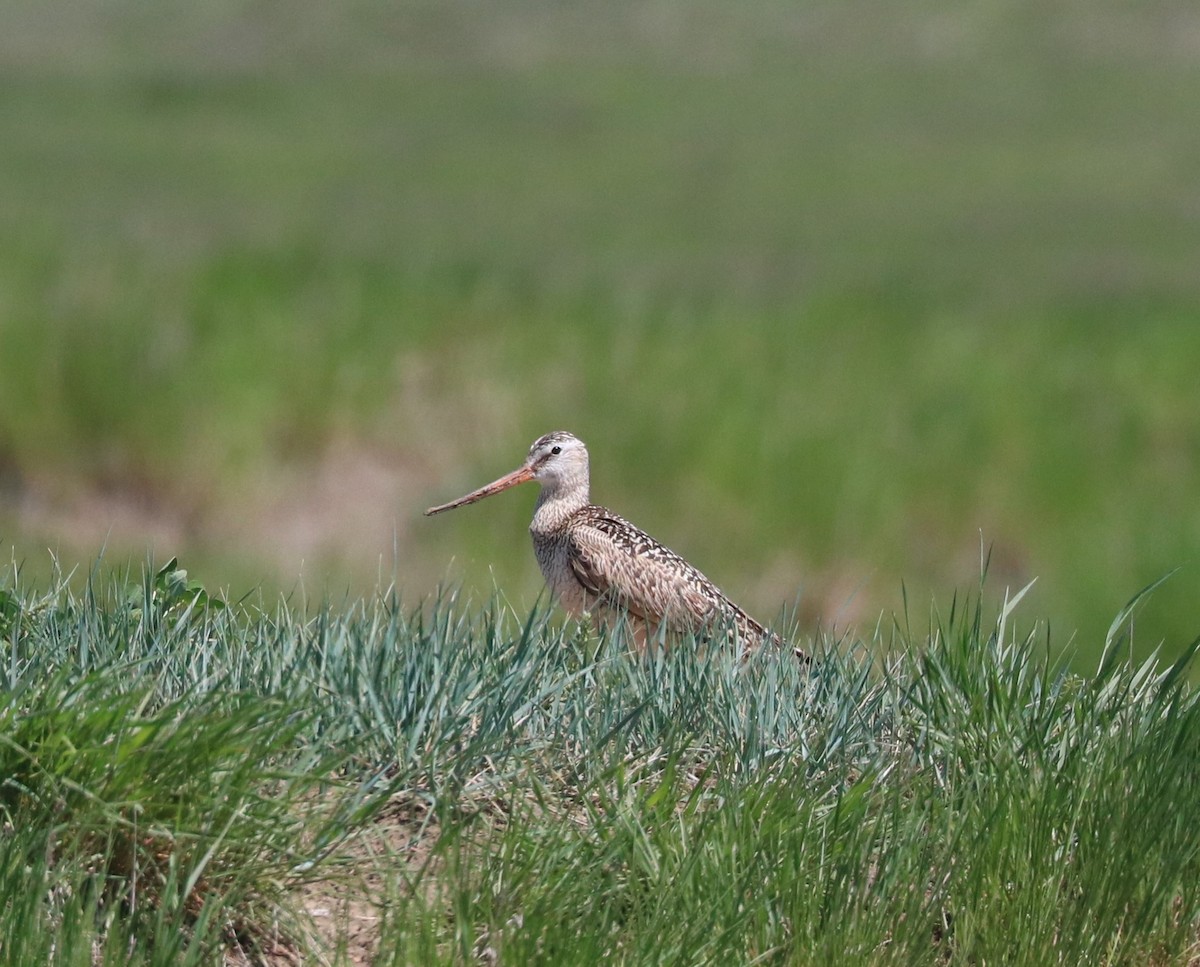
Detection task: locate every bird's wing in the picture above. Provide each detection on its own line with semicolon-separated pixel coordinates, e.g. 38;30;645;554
566;509;729;632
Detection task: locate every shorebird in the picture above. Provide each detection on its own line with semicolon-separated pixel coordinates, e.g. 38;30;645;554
426;431;801;656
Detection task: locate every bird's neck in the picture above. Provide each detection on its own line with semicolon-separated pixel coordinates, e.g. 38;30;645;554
531;480;589;536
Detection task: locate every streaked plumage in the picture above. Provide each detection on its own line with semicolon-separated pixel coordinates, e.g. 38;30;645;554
426;431;802;657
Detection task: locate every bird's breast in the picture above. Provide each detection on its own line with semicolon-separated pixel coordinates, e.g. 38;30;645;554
531;530;589;616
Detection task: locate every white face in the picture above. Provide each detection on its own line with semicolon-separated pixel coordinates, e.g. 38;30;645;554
527;432;588;485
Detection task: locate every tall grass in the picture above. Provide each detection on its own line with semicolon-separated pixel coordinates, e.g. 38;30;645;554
1;556;1197;963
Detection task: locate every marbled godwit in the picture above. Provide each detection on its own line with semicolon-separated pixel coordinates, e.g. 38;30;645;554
426;431;802;656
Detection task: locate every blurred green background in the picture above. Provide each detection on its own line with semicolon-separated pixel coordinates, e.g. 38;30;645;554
1;0;1197;664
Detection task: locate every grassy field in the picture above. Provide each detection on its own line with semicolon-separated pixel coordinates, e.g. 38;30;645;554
1;560;1197;964
1;0;1199;666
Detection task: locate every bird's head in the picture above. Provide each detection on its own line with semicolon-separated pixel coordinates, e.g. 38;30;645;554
524;431;589;490
424;431;590;516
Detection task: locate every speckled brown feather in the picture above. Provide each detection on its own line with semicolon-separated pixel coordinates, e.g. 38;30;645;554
562;506;769;639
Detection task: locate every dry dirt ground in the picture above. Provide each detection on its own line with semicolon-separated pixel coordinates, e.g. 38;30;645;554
227;794;442;967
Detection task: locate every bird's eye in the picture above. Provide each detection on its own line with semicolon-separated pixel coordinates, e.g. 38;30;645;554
550;445;562;455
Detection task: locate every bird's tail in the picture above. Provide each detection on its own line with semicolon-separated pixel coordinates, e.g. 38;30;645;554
733;609;810;663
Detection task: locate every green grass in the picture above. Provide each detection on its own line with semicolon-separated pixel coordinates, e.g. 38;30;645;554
1;558;1198;964
2;0;1199;665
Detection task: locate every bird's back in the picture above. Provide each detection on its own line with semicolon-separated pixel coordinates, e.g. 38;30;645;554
537;503;782;651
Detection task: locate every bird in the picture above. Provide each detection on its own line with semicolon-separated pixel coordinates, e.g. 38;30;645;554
425;431;803;658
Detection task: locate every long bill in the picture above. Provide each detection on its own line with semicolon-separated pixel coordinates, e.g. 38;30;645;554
424;464;535;516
